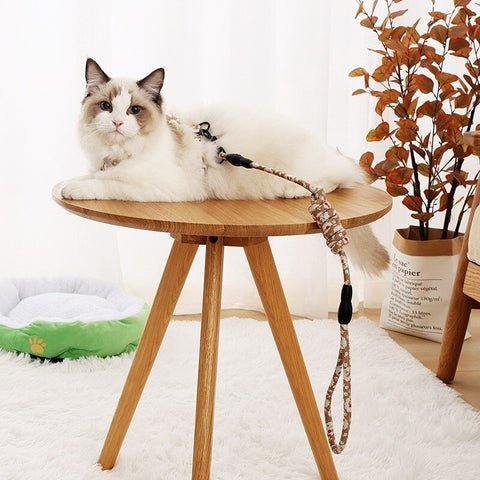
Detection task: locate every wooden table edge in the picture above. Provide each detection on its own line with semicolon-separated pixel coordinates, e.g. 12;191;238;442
52;183;392;237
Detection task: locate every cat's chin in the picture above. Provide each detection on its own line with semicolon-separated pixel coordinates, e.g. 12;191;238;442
102;131;131;146
110;130;125;138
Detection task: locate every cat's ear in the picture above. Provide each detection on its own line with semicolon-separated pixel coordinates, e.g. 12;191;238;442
85;58;110;94
137;68;165;103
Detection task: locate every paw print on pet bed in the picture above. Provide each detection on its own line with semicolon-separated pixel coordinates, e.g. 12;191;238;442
0;277;149;359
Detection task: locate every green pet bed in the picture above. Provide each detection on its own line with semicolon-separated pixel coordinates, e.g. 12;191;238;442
0;277;149;359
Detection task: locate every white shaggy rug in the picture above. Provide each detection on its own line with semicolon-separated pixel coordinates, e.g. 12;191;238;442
0;317;478;480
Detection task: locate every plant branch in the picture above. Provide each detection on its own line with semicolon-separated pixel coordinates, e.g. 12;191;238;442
409;146;426;239
454;170;479;237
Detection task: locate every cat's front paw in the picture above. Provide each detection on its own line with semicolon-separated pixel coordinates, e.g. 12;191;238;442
61;179;99;200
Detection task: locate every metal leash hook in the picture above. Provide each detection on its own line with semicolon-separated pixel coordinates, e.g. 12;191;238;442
220;152;353;454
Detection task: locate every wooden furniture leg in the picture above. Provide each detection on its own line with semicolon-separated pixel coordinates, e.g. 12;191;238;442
437;227;474;383
244;239;339;480
437;171;480;383
192;236;224;480
98;240;198;470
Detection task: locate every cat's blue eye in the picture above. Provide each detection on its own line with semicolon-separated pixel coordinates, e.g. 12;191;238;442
99;101;112;112
128;105;141;115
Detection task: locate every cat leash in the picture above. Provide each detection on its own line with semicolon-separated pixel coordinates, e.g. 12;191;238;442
196;122;352;454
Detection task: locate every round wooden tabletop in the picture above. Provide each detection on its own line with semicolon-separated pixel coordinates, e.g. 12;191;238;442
52;183;392;238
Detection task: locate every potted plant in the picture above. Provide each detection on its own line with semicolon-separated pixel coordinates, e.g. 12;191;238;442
351;0;480;340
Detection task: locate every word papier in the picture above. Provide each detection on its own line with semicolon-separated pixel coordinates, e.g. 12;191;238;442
380;249;459;342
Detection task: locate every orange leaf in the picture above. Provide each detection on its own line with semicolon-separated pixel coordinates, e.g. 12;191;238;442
454;0;471;7
411;212;434;222
422;47;443;65
367;122;390;142
429;11;447;22
391;26;407;40
445;170;468;187
446;126;464;145
387;167;414;185
372;60;394;82
361;16;377;29
375;99;387;115
449;23;468;38
452;8;467;25
407;97;419;117
349;67;369;77
424;188;440;202
366;129;378;142
439;193;449;211
436;72;459;86
433;143;451;162
394;103;408;118
417;163;431;177
449;37;469;51
386;146;409;163
355;1;364;19
451;46;472;58
417;100;440;118
413;74;434;94
390;9;408;19
402;195;423;212
440;85;457;101
374;159;399;177
436;111;453;132
407;47;420;65
454;93;471;108
352;88;367;96
395;119;418;143
376;121;390;138
386;180;409;197
359;151;374;169
430;24;448;44
396;128;417;143
473;25;480;43
411;143;426;159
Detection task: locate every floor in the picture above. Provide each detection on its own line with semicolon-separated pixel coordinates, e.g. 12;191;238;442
175;307;480;410
359;306;480;410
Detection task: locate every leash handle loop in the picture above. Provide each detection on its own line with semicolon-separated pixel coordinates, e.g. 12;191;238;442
324;325;351;454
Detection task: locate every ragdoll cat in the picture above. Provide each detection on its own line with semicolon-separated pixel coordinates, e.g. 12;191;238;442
61;59;389;273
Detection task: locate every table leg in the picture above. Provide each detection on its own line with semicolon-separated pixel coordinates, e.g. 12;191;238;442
192;236;224;480
98;240;199;470
438;172;480;382
244;239;339;480
437;247;473;383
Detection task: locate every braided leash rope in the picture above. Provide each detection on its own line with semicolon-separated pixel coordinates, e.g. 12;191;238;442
194;125;353;454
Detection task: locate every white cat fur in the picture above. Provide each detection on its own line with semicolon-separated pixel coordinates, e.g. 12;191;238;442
61;59;389;273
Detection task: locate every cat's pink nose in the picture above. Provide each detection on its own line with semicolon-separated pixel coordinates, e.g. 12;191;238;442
112;120;123;129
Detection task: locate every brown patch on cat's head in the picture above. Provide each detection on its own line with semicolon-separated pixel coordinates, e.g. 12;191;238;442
128;88;164;135
81;82;117;126
80;60;167;138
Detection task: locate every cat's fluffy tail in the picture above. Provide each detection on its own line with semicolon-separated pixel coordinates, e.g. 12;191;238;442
345;225;390;275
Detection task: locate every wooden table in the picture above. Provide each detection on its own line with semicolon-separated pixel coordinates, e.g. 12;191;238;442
52;184;391;480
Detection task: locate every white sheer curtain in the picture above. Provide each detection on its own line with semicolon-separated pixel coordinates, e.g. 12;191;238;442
1;0;400;317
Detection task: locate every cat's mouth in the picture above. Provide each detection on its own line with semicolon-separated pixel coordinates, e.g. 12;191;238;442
111;129;124;136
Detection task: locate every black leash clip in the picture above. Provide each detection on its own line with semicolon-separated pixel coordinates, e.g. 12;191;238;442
195;121;217;142
196;121;227;163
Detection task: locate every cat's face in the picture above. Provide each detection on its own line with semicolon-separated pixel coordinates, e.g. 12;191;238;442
80;59;165;144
